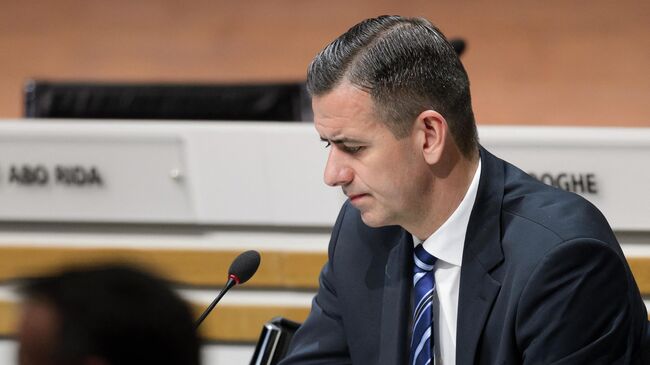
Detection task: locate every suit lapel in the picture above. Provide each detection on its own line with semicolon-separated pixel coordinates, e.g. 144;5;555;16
456;148;505;365
456;256;501;365
377;230;412;365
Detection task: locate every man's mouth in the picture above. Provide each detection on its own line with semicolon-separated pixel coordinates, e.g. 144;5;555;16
348;193;368;202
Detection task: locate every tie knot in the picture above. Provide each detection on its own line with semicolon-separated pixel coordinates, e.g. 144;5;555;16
413;244;436;271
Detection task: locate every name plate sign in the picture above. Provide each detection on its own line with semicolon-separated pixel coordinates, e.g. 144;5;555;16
0;134;193;223
7;164;103;187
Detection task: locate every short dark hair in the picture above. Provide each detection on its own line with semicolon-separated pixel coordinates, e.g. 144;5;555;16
307;15;478;157
20;264;200;365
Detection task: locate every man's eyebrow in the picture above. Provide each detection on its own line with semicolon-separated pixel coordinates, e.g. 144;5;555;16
319;136;364;144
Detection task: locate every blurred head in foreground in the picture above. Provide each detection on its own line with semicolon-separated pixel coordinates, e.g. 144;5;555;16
17;264;200;365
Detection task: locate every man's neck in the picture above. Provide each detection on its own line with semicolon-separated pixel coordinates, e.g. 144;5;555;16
407;154;479;241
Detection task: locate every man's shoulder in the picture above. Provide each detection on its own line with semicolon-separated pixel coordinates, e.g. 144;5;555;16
503;162;611;236
479;148;614;245
498;159;619;258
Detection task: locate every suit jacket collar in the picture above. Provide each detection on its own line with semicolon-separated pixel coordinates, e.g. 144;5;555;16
456;147;505;364
464;147;506;273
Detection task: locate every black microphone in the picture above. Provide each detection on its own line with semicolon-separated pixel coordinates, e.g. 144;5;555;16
450;38;466;56
195;250;261;328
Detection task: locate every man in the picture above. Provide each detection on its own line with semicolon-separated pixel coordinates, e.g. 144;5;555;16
17;263;200;365
280;15;648;365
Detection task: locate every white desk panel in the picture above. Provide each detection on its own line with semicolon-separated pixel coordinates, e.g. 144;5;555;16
0;120;648;231
0;120;344;226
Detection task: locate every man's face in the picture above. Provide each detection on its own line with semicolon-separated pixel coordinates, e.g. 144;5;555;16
17;301;60;365
313;83;431;228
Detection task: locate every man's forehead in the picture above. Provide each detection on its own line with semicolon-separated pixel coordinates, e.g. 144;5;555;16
314;114;375;142
312;84;380;139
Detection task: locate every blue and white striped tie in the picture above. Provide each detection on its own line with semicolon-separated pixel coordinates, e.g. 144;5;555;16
410;244;437;365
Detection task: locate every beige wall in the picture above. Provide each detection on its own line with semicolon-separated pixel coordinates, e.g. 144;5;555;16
1;0;648;125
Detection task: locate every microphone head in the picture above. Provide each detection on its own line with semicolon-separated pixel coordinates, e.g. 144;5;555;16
228;250;261;285
449;38;466;57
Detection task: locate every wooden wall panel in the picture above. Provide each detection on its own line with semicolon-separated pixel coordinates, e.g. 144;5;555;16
0;0;649;125
0;247;649;295
0;300;310;343
0;246;326;289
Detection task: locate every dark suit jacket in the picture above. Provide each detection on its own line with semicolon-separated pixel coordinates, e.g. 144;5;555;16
280;148;648;365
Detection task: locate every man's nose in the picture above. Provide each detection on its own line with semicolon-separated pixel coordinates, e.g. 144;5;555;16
323;148;353;187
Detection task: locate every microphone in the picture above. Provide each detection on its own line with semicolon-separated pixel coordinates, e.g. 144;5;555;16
450;38;466;56
195;250;261;328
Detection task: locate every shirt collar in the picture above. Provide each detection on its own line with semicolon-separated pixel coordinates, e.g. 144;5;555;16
413;158;482;267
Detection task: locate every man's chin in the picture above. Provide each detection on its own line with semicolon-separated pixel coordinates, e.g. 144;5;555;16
359;211;391;228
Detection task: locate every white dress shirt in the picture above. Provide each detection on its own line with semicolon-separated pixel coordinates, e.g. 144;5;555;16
412;159;481;365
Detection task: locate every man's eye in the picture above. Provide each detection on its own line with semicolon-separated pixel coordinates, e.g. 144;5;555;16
343;146;363;154
323;141;331;148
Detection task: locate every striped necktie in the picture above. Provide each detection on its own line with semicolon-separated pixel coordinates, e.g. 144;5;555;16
410;244;437;365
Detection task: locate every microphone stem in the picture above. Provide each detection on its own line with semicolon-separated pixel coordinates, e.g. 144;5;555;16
195;277;236;329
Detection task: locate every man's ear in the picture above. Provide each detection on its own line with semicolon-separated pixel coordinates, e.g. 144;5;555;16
414;110;447;165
